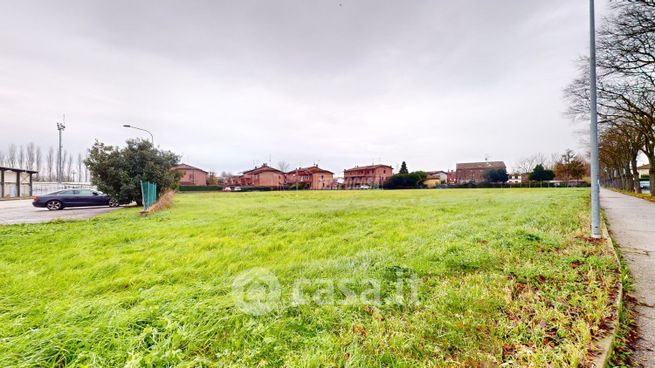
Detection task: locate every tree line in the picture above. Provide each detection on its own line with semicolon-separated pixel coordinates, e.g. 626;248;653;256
514;149;589;182
565;0;655;195
0;143;89;182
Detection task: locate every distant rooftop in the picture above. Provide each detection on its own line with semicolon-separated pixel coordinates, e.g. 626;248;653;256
172;163;208;173
456;161;506;170
287;165;334;175
242;163;285;175
344;164;393;172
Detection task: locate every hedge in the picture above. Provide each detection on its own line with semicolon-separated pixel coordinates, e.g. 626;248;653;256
179;186;224;192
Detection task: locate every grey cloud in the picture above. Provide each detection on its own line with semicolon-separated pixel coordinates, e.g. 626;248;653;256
0;0;610;174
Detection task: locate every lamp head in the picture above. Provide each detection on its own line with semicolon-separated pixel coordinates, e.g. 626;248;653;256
123;124;131;128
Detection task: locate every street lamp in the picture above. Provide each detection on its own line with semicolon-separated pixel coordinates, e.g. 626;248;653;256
589;0;601;238
57;115;65;183
123;124;154;145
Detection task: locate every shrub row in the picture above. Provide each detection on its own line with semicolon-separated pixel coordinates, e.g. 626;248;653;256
178;185;224;191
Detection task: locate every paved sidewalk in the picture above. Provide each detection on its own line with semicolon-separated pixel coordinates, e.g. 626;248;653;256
600;188;655;366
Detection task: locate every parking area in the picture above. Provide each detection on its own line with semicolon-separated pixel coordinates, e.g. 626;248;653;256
0;199;119;225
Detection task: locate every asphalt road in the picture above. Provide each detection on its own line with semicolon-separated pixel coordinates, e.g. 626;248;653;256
601;188;655;367
0;199;118;225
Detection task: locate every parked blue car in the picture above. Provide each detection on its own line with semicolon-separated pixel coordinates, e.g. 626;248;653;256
641;180;650;191
33;189;119;210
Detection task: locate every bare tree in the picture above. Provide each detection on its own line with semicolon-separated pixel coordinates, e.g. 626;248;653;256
0;150;5;166
598;0;655;90
35;146;42;180
7;144;17;167
277;160;291;172
25;142;36;171
46;146;55;181
513;153;549;174
17;145;25;169
566;0;655;194
61;151;68;181
599;0;655;194
598;124;645;192
84;153;90;182
65;152;73;182
207;171;218;185
513;157;535;175
77;153;83;182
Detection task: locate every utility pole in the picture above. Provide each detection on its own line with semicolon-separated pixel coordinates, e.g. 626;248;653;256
56;114;66;183
589;0;601;238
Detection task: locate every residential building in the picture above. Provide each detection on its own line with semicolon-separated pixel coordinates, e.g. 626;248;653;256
446;170;457;184
423;171;448;188
241;164;285;188
172;163;208;186
638;164;651;177
507;173;528;184
343;164;393;188
285;165;334;190
455;161;506;184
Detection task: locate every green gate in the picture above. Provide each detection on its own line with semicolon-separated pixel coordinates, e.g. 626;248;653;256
140;180;157;211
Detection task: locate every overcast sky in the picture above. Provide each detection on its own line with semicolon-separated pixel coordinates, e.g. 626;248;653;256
0;0;611;174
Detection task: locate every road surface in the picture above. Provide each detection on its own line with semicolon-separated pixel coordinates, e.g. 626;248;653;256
601;188;655;366
0;199;118;225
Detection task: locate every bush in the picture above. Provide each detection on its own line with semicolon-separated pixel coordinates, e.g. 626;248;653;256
383;171;427;189
282;182;310;190
238;186;279;192
446;181;589;189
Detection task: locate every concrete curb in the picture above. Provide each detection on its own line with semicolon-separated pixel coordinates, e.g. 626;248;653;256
590;223;624;368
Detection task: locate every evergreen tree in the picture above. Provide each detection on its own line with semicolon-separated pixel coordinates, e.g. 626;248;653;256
399;161;409;174
484;168;509;183
529;164;555;182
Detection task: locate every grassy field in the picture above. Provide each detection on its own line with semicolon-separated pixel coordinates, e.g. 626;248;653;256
0;189;618;367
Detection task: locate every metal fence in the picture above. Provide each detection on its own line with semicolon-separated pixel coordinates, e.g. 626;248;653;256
32;182;97;196
140;181;157;210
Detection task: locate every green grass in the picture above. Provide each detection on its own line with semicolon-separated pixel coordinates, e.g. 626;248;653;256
0;189;618;367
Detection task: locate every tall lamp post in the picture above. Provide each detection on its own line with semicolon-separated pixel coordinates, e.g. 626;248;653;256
56;115;65;183
123;124;154;145
589;0;601;238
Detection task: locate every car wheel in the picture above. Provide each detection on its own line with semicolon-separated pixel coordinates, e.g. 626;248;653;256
46;200;63;211
109;199;119;207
